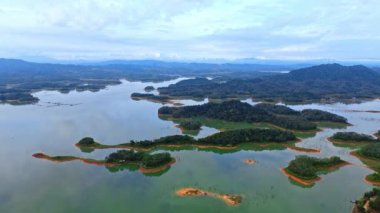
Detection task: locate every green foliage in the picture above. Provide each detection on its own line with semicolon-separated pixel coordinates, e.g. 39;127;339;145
179;120;202;130
300;109;347;123
286;155;344;179
332;132;377;142
359;144;380;159
158;64;380;103
141;153;172;168
105;150;145;163
198;129;296;146
159;100;346;131
127;128;296;148
356;188;380;212
77;137;96;146
144;86;155;92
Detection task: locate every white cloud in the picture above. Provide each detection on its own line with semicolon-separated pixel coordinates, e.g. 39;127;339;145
0;0;379;60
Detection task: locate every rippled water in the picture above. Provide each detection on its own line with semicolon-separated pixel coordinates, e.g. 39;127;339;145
0;79;379;213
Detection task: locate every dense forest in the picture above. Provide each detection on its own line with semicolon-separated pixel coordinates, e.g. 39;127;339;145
105;150;172;168
78;128;297;150
359;144;380;159
179;120;202;130
285;155;345;180
0;59;289;105
354;188;380;213
330;132;378;142
131;93;171;103
158;64;380;103
159;100;347;131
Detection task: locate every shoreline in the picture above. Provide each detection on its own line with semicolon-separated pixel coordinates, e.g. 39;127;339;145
139;158;176;174
280;168;320;186
175;187;242;206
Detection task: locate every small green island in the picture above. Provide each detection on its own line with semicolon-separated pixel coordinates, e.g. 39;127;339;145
33;149;176;175
328;132;379;147
144;86;155;92
158;100;348;131
74;128;319;153
351;143;380;183
353;188;380;213
131;93;172;104
281;155;349;186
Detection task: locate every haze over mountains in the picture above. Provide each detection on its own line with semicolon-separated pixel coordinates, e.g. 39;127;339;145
0;58;380;105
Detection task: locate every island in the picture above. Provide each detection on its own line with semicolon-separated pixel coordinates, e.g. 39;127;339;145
33;149;176;175
159;100;348;131
376;130;380;139
178;120;202;131
353;188;380;213
351;143;380;171
281;155;349;186
131;93;172;104
176;187;242;206
157;64;380;104
328;132;379;147
144;86;155;92
74;129;319;153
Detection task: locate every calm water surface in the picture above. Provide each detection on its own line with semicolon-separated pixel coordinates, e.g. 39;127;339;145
0;79;378;213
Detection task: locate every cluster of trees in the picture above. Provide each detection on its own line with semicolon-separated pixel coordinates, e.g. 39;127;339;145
144;86;155;92
359;144;380;159
158;64;380;103
331;132;378;142
355;188;380;213
179;120;202;130
77;137;97;146
105;150;172;168
125;128;296;148
131;93;170;103
159;100;347;131
286;155;344;179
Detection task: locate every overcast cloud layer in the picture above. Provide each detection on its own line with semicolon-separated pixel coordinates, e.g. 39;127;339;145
0;0;379;61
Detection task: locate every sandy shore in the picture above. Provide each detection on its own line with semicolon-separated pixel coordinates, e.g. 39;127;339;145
176;187;242;206
280;168;320;186
243;159;256;165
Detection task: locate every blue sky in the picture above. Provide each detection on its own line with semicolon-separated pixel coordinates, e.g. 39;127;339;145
0;0;379;61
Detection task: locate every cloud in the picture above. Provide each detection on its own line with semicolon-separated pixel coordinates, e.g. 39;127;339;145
0;0;379;60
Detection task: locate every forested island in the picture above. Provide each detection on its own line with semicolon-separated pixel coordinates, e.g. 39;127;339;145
33;149;175;174
76;128;297;150
282;155;348;186
159;100;348;131
131;93;172;104
353;188;380;213
328;132;379;147
157;64;380;103
178;120;202;131
144;86;155;92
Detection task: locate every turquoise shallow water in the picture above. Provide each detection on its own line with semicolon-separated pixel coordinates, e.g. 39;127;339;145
0;79;379;213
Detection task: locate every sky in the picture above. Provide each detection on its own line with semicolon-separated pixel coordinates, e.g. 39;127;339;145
0;0;379;61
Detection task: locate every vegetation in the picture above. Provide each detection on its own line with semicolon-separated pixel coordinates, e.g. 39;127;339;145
331;132;378;143
285;155;346;180
366;173;380;183
105;150;172;168
131;93;171;103
359;144;380;159
77;137;98;146
159;100;347;131
178;120;202;130
158;64;380;103
0;59;292;105
144;86;155;92
76;129;297;152
354;188;380;213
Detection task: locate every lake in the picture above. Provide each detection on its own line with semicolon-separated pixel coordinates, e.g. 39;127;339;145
0;78;378;213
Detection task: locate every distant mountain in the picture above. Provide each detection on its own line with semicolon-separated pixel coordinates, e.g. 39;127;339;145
287;63;380;81
158;63;380;103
